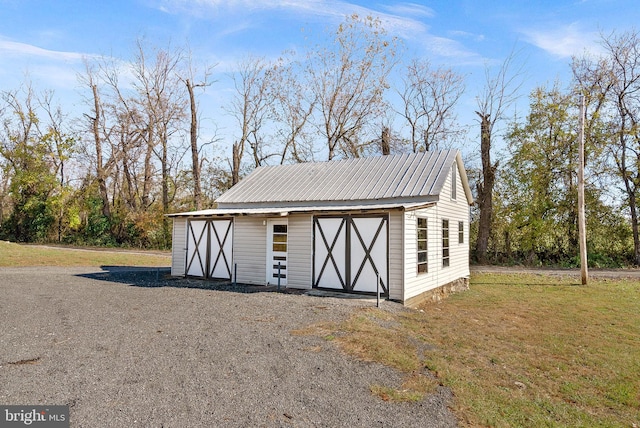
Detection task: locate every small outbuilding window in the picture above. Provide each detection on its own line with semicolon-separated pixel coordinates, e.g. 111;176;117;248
451;165;457;200
417;217;428;274
442;219;450;267
458;221;464;244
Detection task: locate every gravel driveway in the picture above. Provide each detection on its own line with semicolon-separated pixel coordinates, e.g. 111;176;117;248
0;267;457;428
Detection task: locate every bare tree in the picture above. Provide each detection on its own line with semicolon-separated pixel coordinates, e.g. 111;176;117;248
397;59;465;152
130;41;186;216
180;50;215;210
306;14;399;160
228;55;274;184
474;49;525;263
269;54;317;164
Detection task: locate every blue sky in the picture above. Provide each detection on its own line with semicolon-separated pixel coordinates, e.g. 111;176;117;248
0;0;637;159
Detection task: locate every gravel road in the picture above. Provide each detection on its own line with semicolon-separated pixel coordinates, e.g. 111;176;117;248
0;267;457;428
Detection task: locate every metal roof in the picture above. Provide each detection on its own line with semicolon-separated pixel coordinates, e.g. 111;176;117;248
216;150;473;207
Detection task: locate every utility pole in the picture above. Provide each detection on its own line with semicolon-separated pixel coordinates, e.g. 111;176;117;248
578;95;588;285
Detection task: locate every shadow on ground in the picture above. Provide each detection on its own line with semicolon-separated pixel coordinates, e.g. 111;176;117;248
76;266;305;295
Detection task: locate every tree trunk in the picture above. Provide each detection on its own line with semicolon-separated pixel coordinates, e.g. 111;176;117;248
381;127;391;155
90;84;111;220
232;142;241;186
141;125;154;209
475;112;496;264
186;79;202;210
623;176;640;265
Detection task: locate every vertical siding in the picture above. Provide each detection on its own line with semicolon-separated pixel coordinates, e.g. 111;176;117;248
287;214;313;289
403;162;470;301
171;218;187;276
388;210;403;301
234;216;267;285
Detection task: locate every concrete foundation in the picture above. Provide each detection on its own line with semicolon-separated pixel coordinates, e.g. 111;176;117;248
404;277;470;308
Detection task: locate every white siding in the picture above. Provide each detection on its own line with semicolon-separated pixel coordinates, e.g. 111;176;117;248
171;217;187;276
234;217;267;285
287;214;313;289
403;162;470;301
388;210;404;301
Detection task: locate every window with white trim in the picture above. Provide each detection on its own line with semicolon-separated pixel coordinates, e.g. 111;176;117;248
417;217;428;274
442;219;450;267
458;221;464;244
451;165;457;200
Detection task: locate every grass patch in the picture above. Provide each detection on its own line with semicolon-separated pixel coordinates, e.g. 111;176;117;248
418;273;640;427
0;241;170;267
298;273;640;426
295;307;434;402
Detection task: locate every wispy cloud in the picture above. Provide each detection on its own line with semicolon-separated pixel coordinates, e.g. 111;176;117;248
380;2;435;18
522;23;602;58
153;0;481;63
0;37;89;62
449;30;485;43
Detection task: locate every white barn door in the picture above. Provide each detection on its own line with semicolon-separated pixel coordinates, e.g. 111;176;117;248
313;217;347;290
186;219;208;277
208;219;233;279
313;215;388;294
350;217;388;293
185;218;234;280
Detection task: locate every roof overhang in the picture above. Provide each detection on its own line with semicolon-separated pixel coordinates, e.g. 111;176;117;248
167;201;437;218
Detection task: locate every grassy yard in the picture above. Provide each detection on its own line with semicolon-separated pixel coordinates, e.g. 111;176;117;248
0;241;171;267
297;273;640;427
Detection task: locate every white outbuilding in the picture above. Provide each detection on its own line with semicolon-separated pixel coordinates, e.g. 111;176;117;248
168;149;473;306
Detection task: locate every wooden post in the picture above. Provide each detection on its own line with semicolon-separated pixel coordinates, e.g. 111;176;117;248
578;95;588;285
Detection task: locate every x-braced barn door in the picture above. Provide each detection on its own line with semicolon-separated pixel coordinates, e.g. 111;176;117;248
186;219;233;279
313;215;388;294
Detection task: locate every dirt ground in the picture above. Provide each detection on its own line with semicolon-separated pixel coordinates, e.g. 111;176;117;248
0;266;457;428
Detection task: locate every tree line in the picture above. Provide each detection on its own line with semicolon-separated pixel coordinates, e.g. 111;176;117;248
0;16;639;267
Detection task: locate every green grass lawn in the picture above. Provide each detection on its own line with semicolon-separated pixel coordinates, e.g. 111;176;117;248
0;241;171;267
297;273;640;427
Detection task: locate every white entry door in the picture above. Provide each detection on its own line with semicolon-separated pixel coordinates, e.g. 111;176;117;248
266;219;288;286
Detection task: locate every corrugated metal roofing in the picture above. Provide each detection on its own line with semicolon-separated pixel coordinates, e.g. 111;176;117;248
216;150;464;205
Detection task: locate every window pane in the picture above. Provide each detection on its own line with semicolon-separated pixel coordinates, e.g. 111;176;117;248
418;252;427;263
273;243;287;252
273;225;287;233
418;218;427;228
418;229;427;240
272;264;287;270
273;234;287;243
451;166;457;200
442;219;450;268
417;263;428;273
418;240;427;251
